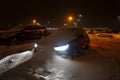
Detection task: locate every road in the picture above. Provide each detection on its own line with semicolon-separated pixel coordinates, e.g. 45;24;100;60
0;29;120;80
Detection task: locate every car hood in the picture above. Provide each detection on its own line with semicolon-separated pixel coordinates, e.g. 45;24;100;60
51;27;77;46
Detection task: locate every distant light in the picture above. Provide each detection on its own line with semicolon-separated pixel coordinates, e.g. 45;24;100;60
69;16;73;21
118;16;120;21
64;24;67;26
118;16;120;18
36;23;40;26
48;21;50;24
33;19;37;24
79;14;82;18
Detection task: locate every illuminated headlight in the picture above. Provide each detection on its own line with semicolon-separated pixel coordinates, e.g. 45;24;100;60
54;44;69;51
33;43;39;53
34;43;38;48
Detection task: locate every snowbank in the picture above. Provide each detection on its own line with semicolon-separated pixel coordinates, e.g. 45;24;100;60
0;50;34;75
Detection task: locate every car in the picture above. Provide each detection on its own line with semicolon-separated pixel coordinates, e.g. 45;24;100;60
0;25;49;45
53;27;90;58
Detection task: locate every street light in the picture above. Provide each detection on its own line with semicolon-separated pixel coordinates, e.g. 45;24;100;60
33;19;36;25
67;16;74;28
79;14;82;18
68;16;73;22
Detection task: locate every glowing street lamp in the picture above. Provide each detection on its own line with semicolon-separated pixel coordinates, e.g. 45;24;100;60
67;16;74;28
68;16;73;22
33;19;36;24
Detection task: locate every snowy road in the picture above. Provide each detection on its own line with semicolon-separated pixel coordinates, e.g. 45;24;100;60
0;29;120;80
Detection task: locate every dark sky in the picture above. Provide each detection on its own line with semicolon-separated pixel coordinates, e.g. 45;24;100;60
0;0;120;26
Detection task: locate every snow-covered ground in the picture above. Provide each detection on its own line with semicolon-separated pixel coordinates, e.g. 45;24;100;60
0;42;39;75
31;33;120;80
0;30;120;80
0;51;32;75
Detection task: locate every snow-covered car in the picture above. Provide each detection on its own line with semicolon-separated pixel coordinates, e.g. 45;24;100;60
0;25;49;45
54;27;90;58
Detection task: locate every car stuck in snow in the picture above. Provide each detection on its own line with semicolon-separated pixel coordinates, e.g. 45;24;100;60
0;25;49;45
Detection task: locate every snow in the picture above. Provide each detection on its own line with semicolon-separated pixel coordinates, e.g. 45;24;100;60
0;42;40;76
28;32;120;80
0;50;34;75
0;29;120;80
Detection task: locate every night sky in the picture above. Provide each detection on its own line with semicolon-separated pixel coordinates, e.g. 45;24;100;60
0;0;120;26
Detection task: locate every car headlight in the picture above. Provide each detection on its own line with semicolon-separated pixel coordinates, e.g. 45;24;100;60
34;43;38;48
54;44;69;51
33;43;39;54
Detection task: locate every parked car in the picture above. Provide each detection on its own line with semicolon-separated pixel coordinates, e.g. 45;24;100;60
0;25;49;45
54;27;90;58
